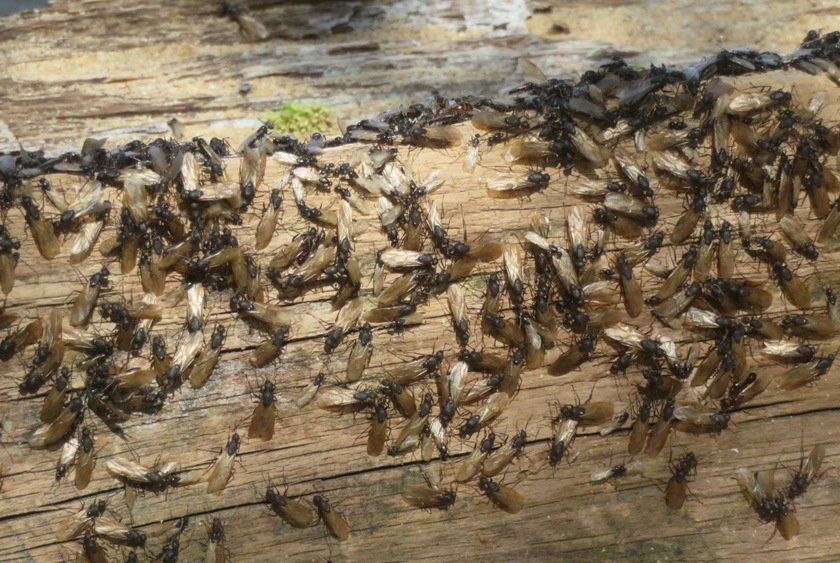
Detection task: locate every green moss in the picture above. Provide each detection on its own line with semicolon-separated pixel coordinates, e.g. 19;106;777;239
262;100;335;137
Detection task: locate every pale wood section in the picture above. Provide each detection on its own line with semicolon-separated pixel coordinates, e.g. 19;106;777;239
1;1;840;562
1;0;837;154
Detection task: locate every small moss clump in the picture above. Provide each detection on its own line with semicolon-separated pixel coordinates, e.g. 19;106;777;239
262;100;335;137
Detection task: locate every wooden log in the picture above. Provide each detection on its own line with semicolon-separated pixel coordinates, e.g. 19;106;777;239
2;1;840;562
0;0;832;154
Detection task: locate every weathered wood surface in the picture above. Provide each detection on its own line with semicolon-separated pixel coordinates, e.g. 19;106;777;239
0;70;839;561
1;0;837;154
1;1;840;562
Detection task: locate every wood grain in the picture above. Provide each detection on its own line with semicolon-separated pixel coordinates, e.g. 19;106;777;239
2;0;838;154
1;1;840;562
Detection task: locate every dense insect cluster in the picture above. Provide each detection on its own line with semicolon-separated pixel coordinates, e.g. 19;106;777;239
736;443;825;541
1;30;839;559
